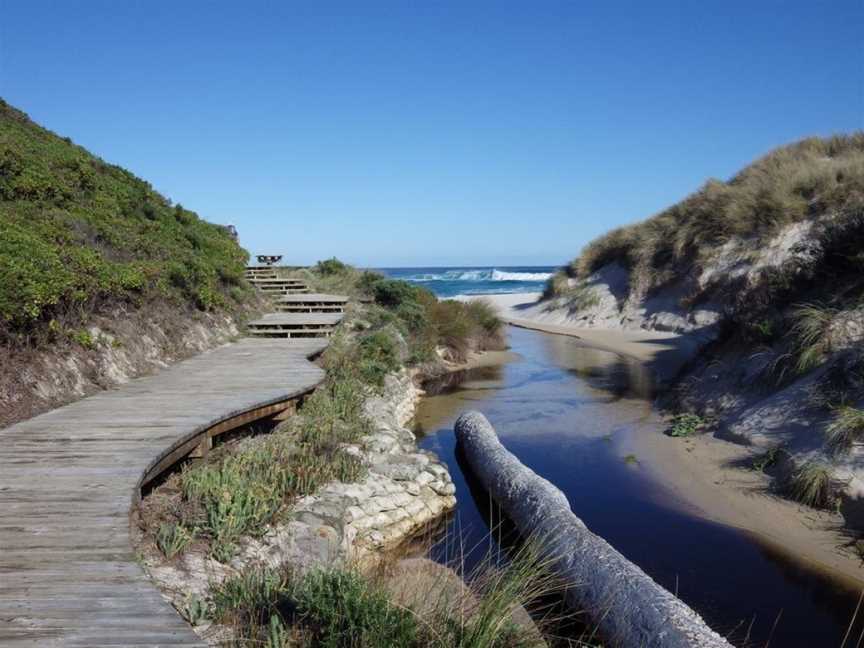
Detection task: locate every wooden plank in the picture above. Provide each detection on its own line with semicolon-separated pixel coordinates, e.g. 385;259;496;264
0;331;331;646
248;313;343;326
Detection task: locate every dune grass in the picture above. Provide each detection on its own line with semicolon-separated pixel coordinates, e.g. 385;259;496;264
547;133;864;298
826;406;864;454
787;461;837;509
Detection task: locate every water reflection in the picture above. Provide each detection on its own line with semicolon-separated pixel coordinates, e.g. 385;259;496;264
540;332;655;400
414;326;862;648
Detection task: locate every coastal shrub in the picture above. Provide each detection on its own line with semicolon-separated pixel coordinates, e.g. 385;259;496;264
371;278;421;308
430;299;475;361
465;299;504;338
357;269;385;294
355;331;401;387
0;99;251;342
826;406;864;453
315;257;350;276
665;413;706;437
787;461;837;509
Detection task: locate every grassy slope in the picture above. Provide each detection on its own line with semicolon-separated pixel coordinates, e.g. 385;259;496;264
550;133;864;301
0;99;252;344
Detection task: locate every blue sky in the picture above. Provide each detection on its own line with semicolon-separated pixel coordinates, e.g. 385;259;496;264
1;1;862;267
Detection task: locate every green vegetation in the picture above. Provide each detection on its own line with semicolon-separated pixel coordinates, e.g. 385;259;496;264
71;328;96;349
144;261;505;563
787;461;836;509
298;262;505;364
155;522;194;560
665;413;706;437
176;338;370;561
0;99;250;343
315;257;351;276
826;405;864;454
547;133;864;297
289;569;419;648
205;541;559;647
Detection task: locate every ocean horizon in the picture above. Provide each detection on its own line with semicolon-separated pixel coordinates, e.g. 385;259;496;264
378;265;556;298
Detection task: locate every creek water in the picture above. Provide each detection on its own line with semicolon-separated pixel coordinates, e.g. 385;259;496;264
414;326;861;647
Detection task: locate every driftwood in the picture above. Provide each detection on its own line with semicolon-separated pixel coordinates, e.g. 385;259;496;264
454;410;733;648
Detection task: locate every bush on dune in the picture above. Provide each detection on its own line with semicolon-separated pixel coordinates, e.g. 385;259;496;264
301;260;506;363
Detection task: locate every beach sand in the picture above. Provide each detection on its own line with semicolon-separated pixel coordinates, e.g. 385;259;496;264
458;291;864;588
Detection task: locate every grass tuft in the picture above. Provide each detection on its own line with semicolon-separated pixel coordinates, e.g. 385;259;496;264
787;461;837;509
826;406;864;454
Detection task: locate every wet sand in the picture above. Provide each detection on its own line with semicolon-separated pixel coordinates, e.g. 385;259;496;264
455;292;864;590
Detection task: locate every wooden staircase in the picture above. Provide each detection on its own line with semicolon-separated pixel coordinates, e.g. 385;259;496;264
244;264;347;338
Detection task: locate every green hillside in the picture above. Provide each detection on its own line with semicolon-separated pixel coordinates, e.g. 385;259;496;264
0;99;251;342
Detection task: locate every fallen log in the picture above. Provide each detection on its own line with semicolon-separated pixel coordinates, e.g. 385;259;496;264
454;410;733;648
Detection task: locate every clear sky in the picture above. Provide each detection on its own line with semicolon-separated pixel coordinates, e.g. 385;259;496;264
1;1;862;267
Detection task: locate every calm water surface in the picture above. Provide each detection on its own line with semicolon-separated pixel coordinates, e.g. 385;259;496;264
414;327;861;648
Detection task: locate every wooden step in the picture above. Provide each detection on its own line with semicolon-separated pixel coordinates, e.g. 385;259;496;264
275;305;345;313
246;313;343;339
261;288;311;295
250;278;307;284
255;282;309;289
276;293;349;304
248;327;335;338
273;293;347;313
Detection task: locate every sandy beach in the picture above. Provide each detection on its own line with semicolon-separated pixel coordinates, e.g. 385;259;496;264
459;291;864;589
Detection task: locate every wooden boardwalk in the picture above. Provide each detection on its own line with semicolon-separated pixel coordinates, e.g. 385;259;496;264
0;337;328;647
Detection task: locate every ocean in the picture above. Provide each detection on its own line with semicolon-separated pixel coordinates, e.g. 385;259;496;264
378;266;557;298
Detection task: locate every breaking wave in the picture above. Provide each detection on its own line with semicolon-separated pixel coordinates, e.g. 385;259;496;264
403;269;553;282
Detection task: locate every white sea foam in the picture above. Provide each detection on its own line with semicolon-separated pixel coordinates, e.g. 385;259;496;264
403;269;553;282
490;269;553;281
